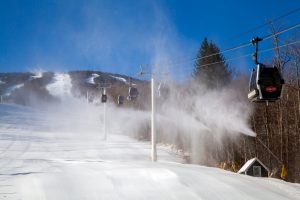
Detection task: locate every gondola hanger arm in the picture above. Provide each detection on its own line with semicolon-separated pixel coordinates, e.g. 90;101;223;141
251;37;263;65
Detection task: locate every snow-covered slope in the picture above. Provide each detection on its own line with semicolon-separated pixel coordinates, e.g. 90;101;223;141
0;103;299;200
4;83;24;96
30;71;43;80
110;75;128;84
46;73;72;97
86;73;100;84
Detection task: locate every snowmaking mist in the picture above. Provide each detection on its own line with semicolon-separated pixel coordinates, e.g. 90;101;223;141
113;6;254;165
106;77;254;165
7;68;254;166
5;5;255;166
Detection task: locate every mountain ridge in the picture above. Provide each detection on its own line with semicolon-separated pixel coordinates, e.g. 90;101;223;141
0;70;149;106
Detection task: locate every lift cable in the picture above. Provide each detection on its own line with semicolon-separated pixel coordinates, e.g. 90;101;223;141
256;137;282;164
262;22;300;41
145;21;300;73
166;39;300;75
233;7;300;39
198;39;300;70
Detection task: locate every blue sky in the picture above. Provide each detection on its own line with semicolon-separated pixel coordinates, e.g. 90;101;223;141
0;0;300;79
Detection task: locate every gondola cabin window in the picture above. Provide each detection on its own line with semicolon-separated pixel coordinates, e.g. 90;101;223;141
250;68;257;91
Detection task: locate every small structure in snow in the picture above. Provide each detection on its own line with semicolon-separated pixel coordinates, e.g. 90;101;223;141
238;157;269;177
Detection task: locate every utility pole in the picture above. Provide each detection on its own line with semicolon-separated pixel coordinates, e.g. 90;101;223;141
139;66;157;162
251;37;263;65
98;80;110;141
103;88;107;141
151;77;157;162
86;90;89;104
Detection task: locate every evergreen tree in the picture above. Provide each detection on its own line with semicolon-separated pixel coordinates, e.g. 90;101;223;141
194;38;231;88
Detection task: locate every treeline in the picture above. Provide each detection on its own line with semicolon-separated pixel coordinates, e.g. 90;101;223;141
193;33;300;182
245;38;300;183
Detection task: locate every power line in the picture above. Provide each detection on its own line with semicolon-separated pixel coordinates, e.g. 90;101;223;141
186;22;300;67
143;39;300;79
165;39;300;76
262;22;300;41
197;39;300;69
147;21;300;73
260;39;300;54
233;7;300;39
148;41;252;70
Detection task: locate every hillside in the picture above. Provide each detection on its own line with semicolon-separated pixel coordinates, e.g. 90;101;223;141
0;71;147;106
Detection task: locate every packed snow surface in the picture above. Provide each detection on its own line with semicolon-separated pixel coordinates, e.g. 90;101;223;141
0;79;5;85
0;103;299;200
86;73;100;84
46;73;72;97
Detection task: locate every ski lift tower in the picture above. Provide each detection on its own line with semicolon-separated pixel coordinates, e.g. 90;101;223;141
139;66;157;162
151;75;157;162
97;80;111;141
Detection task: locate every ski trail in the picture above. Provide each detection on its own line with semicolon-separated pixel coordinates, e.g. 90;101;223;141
46;73;72;97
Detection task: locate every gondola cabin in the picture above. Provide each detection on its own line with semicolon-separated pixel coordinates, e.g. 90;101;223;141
158;83;170;98
128;87;138;101
248;64;284;102
101;94;107;103
118;95;124;105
